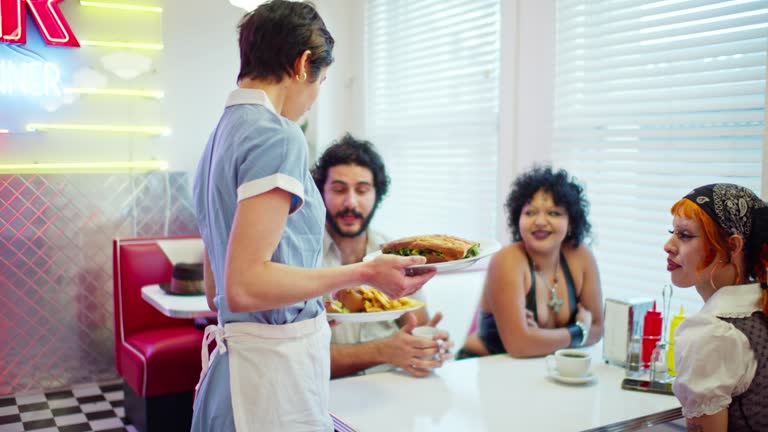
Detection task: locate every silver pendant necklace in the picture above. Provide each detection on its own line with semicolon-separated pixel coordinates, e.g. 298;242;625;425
537;258;563;315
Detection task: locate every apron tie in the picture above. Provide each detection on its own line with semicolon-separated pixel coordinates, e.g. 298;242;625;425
196;324;226;393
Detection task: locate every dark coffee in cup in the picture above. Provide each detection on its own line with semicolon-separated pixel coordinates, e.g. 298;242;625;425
561;352;588;358
547;349;592;377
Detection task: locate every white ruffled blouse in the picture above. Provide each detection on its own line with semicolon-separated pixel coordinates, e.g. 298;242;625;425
672;283;762;418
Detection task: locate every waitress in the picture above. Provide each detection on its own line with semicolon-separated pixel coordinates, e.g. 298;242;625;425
191;2;436;431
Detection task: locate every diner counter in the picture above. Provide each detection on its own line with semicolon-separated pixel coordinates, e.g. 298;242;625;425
329;343;681;432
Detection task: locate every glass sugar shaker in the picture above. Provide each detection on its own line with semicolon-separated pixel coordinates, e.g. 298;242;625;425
649;340;669;383
625;335;642;378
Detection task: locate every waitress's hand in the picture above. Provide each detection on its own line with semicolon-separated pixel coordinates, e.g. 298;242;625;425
364;254;436;299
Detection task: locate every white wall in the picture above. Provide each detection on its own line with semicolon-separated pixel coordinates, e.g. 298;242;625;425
422;271;486;349
496;0;556;243
310;0;367;156
161;2;243;172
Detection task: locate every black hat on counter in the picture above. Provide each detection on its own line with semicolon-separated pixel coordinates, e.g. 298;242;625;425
159;262;204;296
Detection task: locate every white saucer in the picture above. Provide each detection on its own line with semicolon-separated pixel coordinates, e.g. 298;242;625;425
549;371;596;385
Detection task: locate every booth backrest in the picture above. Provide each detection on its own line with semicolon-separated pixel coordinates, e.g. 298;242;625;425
112;236;203;374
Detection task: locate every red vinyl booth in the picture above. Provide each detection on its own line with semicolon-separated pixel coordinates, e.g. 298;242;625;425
113;236;206;432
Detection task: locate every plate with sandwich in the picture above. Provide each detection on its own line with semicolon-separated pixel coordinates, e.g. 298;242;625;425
363;235;502;273
325;286;425;323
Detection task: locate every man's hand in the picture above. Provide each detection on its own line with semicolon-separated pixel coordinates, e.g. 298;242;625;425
379;313;451;377
426;311;454;356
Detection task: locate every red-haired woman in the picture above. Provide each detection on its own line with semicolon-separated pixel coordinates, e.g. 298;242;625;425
665;184;768;432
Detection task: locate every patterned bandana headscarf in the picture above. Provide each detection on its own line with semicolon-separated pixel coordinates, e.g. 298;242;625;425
684;183;766;240
684;184;768;287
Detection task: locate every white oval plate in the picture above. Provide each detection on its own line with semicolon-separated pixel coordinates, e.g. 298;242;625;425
362;239;502;273
327;304;423;323
549;371;596;385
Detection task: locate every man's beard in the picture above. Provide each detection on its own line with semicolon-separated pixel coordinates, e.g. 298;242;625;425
326;207;377;238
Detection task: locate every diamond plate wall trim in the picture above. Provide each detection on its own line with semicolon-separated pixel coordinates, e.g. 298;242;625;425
0;171;198;395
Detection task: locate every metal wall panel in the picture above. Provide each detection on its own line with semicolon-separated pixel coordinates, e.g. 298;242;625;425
0;172;198;395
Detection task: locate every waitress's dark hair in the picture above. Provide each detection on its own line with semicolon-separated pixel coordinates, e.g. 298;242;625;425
505;165;591;247
237;0;335;83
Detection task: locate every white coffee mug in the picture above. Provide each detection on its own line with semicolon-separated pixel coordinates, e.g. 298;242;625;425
412;326;437;339
412;326;445;360
546;348;591;378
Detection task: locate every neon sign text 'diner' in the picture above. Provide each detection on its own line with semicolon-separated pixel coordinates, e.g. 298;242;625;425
0;59;61;96
1;0;79;47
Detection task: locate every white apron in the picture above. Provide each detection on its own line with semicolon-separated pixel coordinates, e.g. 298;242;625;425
198;313;333;432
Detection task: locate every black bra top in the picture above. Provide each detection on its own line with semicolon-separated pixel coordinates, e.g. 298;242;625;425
476;252;578;355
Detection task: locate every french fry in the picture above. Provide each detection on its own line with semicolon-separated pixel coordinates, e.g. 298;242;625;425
346;286;426;312
371;289;393;310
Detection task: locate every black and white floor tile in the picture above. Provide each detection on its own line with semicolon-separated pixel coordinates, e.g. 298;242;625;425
0;381;137;432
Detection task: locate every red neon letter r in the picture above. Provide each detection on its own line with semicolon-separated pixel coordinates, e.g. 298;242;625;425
0;0;79;47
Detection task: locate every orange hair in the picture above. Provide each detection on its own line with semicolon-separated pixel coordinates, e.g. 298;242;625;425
672;198;768;317
670;198;730;272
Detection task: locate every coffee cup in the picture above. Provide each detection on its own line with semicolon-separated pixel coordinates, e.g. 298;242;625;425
412;326;446;360
412;326;437;339
546;349;591;378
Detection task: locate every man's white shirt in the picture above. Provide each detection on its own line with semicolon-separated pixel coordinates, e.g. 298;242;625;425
322;227;426;374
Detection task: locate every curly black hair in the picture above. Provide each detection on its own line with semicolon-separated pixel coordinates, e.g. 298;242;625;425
505;165;591;247
311;133;390;208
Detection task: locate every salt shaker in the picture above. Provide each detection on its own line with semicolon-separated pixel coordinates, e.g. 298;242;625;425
649;340;669;383
625;335;642;377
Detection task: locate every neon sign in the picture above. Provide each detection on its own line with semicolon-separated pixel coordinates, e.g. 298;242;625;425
1;0;79;47
0;59;61;96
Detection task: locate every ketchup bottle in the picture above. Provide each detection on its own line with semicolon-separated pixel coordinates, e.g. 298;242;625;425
641;302;662;368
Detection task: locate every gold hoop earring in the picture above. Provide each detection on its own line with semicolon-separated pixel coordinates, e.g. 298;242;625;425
731;262;742;286
710;260;724;292
710;260;742;291
295;72;307;82
723;255;742;286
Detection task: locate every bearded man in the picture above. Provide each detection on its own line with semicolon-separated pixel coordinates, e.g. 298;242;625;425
312;133;451;378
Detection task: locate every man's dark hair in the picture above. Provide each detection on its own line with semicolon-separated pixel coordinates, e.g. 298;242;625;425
237;0;335;83
505;165;591;247
311;133;390;208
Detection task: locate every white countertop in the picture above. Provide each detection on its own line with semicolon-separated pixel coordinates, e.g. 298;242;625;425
141;284;216;319
329;344;681;432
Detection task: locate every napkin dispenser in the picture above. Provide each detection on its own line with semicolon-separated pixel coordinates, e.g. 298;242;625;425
602;297;654;366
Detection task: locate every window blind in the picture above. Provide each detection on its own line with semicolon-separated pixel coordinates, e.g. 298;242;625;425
553;0;767;301
365;0;501;242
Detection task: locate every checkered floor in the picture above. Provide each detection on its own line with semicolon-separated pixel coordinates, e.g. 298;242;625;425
0;381;137;432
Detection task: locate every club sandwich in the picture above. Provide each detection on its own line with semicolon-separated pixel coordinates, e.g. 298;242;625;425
382;234;480;264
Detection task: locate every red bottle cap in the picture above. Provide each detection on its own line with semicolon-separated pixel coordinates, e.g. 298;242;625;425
643;301;662;336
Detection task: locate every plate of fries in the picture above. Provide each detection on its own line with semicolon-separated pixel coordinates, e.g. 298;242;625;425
326;286;425;323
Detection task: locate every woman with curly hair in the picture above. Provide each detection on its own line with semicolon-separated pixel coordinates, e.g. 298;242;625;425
665;184;768;432
458;166;604;358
